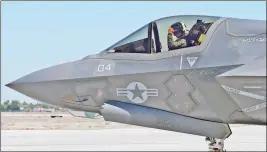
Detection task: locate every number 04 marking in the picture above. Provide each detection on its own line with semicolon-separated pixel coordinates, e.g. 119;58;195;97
97;64;112;72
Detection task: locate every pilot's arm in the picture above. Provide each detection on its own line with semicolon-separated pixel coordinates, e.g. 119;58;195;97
167;29;187;50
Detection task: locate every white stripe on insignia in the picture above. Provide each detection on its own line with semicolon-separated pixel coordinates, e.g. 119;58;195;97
116;82;159;104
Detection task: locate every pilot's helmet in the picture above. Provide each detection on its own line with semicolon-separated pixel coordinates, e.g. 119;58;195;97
171;22;187;35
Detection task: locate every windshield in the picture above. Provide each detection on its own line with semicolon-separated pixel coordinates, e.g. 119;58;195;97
102;24;150;53
154;15;220;51
83;15;220;59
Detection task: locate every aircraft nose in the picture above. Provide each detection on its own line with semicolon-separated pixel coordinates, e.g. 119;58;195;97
5;62;76;106
5;80;21;90
5;60;102;111
5;83;13;88
5;78;63;106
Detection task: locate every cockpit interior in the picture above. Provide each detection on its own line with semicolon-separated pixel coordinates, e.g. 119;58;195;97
82;15;221;60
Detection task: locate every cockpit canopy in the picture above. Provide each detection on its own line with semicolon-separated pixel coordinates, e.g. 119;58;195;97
85;15;220;58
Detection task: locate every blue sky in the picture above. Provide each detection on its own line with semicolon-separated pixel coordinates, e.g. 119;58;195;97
2;1;266;103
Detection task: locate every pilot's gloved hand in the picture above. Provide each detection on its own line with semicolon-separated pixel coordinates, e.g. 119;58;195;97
168;27;174;34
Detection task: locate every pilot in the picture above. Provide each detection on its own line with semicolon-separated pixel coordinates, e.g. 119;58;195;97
186;19;208;46
167;22;190;50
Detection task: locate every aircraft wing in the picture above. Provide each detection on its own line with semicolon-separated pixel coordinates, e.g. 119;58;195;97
216;56;266;123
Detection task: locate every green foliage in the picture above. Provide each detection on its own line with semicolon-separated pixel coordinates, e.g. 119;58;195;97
42;104;49;109
11;100;20;106
22;101;28;105
0;104;7;111
1;100;59;112
6;100;21;111
28;103;34;109
4;100;10;105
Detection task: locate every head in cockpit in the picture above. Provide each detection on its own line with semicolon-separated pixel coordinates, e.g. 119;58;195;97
170;22;189;38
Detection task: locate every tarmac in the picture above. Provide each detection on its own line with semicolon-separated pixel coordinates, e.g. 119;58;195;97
1;112;266;151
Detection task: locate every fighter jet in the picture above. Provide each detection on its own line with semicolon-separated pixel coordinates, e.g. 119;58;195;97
6;15;266;151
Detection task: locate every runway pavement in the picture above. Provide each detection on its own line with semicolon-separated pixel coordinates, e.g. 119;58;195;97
1;112;132;130
1;125;266;151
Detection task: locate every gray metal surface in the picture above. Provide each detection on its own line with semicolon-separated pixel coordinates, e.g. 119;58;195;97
6;15;266;141
101;101;231;139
